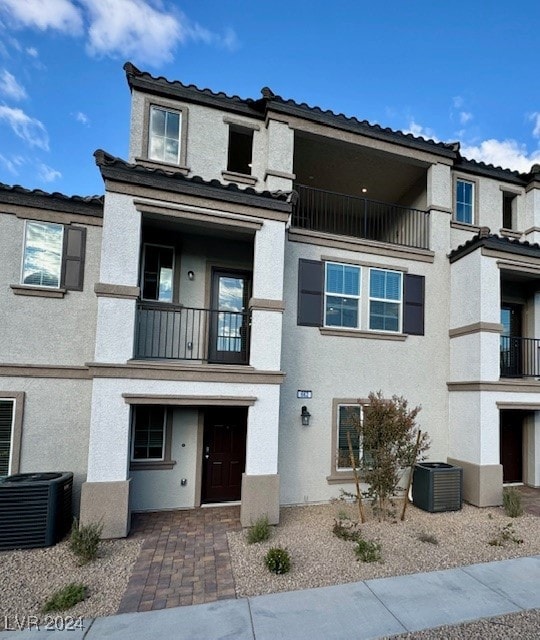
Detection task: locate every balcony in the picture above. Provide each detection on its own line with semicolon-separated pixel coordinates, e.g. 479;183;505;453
500;336;540;378
134;302;250;364
292;184;430;250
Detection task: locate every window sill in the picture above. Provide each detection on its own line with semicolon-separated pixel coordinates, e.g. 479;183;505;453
450;220;480;232
319;327;407;341
135;157;190;175
221;170;258;186
130;460;176;471
11;284;66;298
499;228;522;239
327;473;364;484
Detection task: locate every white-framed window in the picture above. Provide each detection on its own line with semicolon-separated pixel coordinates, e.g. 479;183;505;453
21;221;64;288
369;268;402;332
0;399;15;477
131;405;166;461
148;106;182;165
455;179;474;224
324;262;361;328
141;243;174;302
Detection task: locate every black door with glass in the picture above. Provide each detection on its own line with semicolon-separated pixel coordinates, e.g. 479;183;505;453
208;269;251;364
500;304;522;377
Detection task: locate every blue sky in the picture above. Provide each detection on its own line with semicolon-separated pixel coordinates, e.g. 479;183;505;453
1;0;539;196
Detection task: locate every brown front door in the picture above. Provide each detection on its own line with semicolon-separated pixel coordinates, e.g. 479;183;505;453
500;411;523;483
202;407;247;503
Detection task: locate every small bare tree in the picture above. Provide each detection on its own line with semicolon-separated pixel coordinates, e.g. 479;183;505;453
354;391;429;521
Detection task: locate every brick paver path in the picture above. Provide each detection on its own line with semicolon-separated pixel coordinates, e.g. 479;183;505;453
117;506;241;613
517;485;540;517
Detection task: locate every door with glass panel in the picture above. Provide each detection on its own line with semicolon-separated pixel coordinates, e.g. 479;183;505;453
500;304;522;377
208;269;251;364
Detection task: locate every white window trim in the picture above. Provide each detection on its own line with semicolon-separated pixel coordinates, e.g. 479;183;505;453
20;220;64;290
324;261;362;329
454;177;476;225
130;406;166;462
140;243;175;303
368;267;403;334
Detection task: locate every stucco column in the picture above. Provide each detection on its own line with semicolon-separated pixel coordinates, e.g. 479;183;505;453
264;118;295;192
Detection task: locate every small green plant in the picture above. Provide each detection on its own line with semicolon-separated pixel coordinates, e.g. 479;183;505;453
418;532;439;545
503;487;523;518
488;522;524;547
69;519;103;565
354;538;382;563
246;514;270;544
42;583;87;613
264;547;291;574
332;518;361;542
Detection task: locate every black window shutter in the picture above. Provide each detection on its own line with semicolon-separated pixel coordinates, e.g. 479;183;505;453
297;259;323;326
403;274;425;335
62;226;86;291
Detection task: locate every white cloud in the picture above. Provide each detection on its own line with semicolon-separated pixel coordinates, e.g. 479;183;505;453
0;0;83;33
0;68;26;100
0;105;48;150
460;139;540;173
530;112;540;139
403;119;439;142
26;46;38;57
459;111;473;125
0;152;24;175
453;96;464;109
38;163;62;182
74;111;89;125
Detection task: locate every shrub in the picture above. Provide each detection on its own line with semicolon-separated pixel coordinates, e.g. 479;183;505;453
354;538;382;563
70;519;103;565
42;583;87;613
488;522;524;547
247;515;270;544
503;487;523;518
264;547;291;574
332;518;361;542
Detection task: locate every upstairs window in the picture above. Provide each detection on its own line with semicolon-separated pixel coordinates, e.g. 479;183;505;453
148;106;181;165
131;405;166;461
141;244;174;303
369;269;402;332
227;126;253;175
21;221;86;291
502;192;517;230
455;179;474;224
324;262;361;328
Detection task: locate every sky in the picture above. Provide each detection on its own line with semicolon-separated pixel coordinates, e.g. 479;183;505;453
0;0;540;197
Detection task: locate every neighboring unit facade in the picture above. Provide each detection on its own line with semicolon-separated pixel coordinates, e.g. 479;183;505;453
1;63;539;537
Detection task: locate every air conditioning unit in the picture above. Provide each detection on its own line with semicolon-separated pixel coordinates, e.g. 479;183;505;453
412;462;463;513
0;472;73;550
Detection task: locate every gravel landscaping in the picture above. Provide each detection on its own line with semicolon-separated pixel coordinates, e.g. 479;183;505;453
227;501;540;598
0;538;141;631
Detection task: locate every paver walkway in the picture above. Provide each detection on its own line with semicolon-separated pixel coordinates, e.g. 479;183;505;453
517;485;540;516
117;506;241;613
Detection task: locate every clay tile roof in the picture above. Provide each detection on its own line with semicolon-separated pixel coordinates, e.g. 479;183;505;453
0;181;103;215
449;231;540;263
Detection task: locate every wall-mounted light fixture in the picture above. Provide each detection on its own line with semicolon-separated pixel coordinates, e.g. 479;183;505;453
301;405;311;426
187;270;195;281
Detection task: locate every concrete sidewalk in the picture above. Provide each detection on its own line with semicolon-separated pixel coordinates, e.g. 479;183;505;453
2;556;539;639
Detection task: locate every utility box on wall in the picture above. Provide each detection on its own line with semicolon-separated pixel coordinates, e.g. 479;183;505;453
412;462;463;513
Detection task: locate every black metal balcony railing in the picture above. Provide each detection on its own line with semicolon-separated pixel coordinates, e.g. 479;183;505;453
292;184;430;250
500;336;540;377
134;302;250;364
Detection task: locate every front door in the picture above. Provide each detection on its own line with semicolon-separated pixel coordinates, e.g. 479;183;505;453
202;407;247;503
208;269;251;364
500;411;523;483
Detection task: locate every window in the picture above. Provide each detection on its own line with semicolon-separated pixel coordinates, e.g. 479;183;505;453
455;179;474;224
141;244;174;302
337;404;361;470
20;221;86;291
502;192;516;230
324;262;361;328
369;269;402;332
131;406;166;461
0;399;15;476
227;126;253;175
148;106;181;164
